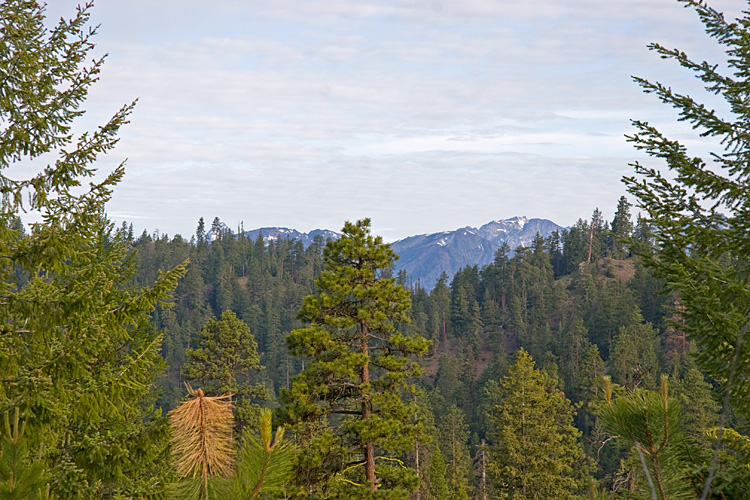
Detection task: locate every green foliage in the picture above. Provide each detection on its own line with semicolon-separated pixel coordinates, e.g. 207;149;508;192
669;359;719;446
410;393;437;500
702;427;750;498
437;406;471;500
609;196;634;260
230;408;295;500
623;0;750;419
426;445;450;500
597;376;691;500
487;349;588;499
132;221;327;405
609;310;660;390
622;0;750;496
281;219;429;498
0;409;50;500
169;405;295;500
0;2;186;497
182;311;269;429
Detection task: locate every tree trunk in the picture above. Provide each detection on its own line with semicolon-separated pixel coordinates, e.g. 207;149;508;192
442;312;447;344
361;322;377;490
480;440;488;500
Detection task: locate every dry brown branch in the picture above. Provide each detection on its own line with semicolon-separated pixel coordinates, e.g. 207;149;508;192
169;384;235;499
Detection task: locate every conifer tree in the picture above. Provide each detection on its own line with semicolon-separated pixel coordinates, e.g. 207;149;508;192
409;392;437;500
623;0;750;418
474;439;490;500
426;445;450;500
282;219;429;498
609;310;660;390
0;2;186;496
557;319;598;401
621;5;750;494
578;344;605;400
181;311;269;430
429;274;451;351
609;196;633;259
229;408;296;500
487;349;587;499
169;387;235;500
0;409;50;500
597;376;690;500
669;361;719;447
437;406;471;500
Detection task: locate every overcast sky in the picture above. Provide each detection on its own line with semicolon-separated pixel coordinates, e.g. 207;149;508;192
34;0;743;241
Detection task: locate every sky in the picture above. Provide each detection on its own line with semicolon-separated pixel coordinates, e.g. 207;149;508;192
31;0;745;242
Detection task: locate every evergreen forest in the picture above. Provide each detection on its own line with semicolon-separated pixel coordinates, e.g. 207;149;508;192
2;1;750;499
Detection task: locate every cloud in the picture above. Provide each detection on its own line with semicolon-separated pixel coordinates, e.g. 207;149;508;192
39;0;743;240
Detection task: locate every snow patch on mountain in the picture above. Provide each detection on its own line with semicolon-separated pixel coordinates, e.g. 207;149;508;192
391;216;562;290
238;217;562;290
242;227;340;248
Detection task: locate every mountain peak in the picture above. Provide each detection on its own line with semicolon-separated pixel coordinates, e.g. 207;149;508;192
240;217;562;290
243;227;340;248
392;216;562;290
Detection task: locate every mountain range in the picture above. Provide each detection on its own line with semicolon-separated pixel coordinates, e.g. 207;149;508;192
390;217;563;289
242;227;340;248
239;217;563;290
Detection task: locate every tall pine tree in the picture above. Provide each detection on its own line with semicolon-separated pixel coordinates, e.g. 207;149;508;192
487;349;587;499
281;219;429;499
181;311;269;430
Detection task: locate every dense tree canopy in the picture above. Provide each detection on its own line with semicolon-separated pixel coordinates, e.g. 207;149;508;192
182;310;269;429
5;1;750;499
0;1;185;498
282;219;429;498
487;349;587;499
621;0;750;496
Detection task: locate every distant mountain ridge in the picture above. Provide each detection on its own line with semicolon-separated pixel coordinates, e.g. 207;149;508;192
390;217;563;290
236;216;563;290
242;227;340;248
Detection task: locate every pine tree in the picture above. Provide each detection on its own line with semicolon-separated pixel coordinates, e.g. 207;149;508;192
0;2;186;497
609;310;660;390
281;219;429;498
0;409;50;500
556;319;590;401
434;355;462;406
597;376;691;500
168;392;294;500
437;406;471;500
429;274;451;352
169;387;235;500
609;196;633;259
196;217;207;246
229;408;296;500
426;445;450;500
622;0;750;426
181;311;269;430
487;349;587;499
473;439;490;500
669;360;719;447
409;392;437;500
587;209;606;263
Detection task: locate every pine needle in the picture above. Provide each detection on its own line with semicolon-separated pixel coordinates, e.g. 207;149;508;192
169;385;235;489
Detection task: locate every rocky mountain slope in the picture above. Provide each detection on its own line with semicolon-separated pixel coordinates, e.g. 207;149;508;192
390;217;563;290
240;216;563;290
242;227;340;248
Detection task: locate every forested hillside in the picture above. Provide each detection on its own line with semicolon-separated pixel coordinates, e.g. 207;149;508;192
127;196;722;497
4;0;750;499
